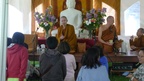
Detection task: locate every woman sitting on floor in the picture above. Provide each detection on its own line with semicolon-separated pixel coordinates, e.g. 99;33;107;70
76;47;110;81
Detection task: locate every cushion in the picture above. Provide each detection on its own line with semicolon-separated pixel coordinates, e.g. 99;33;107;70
77;42;86;53
77;39;95;49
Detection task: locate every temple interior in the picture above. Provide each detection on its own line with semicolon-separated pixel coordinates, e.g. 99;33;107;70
0;0;144;81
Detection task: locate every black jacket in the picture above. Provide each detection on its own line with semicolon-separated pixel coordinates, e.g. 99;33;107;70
39;49;66;81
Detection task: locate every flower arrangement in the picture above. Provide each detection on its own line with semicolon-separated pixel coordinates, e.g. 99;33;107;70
83;8;107;30
34;6;57;37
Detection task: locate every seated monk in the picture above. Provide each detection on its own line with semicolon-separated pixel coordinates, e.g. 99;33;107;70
56;16;77;53
130;28;144;51
96;16;118;53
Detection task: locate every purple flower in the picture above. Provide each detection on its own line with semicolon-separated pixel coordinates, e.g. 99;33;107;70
51;16;56;23
43;16;47;21
34;12;39;16
48;15;52;21
90;8;96;14
94;13;98;18
97;9;101;12
45;9;49;14
102;8;107;12
36;18;42;24
34;6;57;29
86;13;92;19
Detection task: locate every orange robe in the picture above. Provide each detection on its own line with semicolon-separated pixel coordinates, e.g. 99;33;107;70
56;24;77;53
130;35;144;51
96;25;117;53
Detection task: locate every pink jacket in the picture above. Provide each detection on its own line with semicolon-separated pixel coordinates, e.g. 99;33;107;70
7;44;28;81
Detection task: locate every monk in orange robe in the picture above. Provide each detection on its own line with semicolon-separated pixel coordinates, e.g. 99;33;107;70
96;16;117;53
130;28;144;51
56;16;77;53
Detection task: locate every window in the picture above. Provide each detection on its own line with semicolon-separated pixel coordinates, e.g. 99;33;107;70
124;1;140;36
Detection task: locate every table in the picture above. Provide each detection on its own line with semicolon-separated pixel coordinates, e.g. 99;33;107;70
105;51;139;62
29;50;138;63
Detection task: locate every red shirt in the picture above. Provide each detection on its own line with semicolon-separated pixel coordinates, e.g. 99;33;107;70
7;44;28;81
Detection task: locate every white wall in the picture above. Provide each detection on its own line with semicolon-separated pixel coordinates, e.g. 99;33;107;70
8;0;31;37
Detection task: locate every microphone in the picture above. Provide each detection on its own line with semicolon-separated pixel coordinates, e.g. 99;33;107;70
32;27;39;42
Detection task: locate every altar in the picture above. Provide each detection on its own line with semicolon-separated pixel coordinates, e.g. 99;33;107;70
38;37;96;49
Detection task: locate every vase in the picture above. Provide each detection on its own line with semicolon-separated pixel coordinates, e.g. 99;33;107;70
91;28;98;36
88;30;93;39
45;30;49;38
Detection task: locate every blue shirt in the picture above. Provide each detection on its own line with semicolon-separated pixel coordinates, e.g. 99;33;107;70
76;65;110;81
99;56;108;71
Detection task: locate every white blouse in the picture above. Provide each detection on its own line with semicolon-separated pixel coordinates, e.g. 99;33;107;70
64;54;76;81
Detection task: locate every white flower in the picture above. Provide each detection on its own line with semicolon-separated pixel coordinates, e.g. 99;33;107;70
44;22;48;26
86;19;93;25
88;19;92;24
86;20;90;25
55;19;58;23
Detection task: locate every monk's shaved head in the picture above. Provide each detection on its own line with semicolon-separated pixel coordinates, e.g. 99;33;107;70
61;16;68;21
139;28;144;34
106;16;114;25
107;16;114;21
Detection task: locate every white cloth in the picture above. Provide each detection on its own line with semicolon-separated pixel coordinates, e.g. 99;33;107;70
64;54;76;81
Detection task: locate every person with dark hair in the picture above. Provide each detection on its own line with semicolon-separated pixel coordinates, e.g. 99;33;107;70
76;47;110;81
93;46;109;72
7;32;28;81
130;28;144;51
39;36;66;81
57;41;76;81
127;48;144;81
7;37;12;47
56;16;77;53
